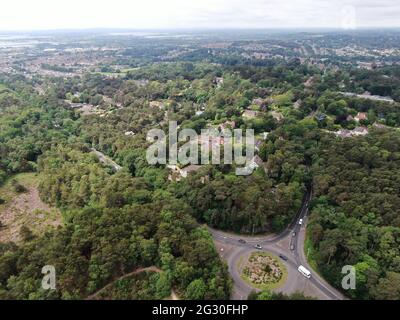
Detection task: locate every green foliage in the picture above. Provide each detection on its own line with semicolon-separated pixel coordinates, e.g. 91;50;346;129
185;279;207;300
309;130;400;300
248;290;315;300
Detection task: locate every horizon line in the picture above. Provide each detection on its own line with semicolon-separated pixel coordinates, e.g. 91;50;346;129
1;26;400;34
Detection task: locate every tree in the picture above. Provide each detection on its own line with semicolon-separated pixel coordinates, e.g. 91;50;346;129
155;272;172;299
19;226;34;242
256;290;273;300
185;279;207;300
372;272;400;300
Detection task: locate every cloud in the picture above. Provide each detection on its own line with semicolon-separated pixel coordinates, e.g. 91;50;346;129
0;0;398;30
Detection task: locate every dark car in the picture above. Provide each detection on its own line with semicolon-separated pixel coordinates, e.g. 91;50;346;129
238;239;246;244
279;254;288;261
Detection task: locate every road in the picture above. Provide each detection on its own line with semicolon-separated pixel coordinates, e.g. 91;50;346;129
90;148;122;172
210;189;346;300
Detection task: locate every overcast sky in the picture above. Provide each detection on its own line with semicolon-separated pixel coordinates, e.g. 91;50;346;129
0;0;399;31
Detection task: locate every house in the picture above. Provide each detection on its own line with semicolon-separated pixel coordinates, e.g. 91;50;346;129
168;164;203;181
214;77;224;87
198;135;225;148
293;99;302;109
354;112;367;122
315;114;327;122
242;110;259;119
262;132;269;140
334;127;369;138
248;155;265;171
180;165;203;178
334;129;353;138
271;111;284;122
304;77;315;88
149;101;165;110
219;121;236;130
255;139;263;152
373;123;388;129
252;98;267;109
195;111;204;116
265;97;275;105
352;127;369;136
346;115;354;122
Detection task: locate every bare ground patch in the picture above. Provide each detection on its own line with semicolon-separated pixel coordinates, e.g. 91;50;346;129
0;173;62;243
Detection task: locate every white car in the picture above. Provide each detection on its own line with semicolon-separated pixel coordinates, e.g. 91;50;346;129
299;219;303;225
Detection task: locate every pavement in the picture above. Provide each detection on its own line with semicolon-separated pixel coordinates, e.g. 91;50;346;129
210;189;346;300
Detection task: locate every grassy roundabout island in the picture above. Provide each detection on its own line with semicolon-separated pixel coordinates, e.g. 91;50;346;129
239;252;288;290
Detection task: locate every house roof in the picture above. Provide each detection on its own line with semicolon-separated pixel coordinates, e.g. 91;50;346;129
243;110;258;118
355;112;368;121
252;155;264;167
181;165;203;173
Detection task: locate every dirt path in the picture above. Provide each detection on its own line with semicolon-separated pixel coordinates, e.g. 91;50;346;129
86;266;162;300
86;266;181;300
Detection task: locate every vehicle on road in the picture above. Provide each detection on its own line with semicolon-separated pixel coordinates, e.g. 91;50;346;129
254;244;262;250
298;219;303;225
298;265;311;279
238;239;246;244
279;254;288;261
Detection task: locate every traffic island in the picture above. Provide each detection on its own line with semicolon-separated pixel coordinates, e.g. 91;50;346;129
238;251;288;290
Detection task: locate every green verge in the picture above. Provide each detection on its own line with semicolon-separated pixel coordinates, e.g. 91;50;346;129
304;226;321;275
239;251;288;291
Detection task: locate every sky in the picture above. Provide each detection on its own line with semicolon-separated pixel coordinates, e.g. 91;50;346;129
0;0;399;31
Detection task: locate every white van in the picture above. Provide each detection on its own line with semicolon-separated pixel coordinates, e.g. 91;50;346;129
298;265;311;279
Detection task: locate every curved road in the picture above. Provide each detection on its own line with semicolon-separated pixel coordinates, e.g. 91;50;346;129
210;189;346;300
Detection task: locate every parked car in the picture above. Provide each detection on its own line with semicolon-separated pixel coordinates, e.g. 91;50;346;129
290;244;295;251
299;219;303;225
254;244;262;250
292;232;296;237
238;239;246;244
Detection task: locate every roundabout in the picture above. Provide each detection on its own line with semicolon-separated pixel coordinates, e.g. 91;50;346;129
210;189;346;300
238;251;288;291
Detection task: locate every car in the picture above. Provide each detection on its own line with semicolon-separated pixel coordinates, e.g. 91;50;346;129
290;244;295;251
279;254;288;261
298;219;303;225
238;239;246;244
254;244;262;250
292;232;296;237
